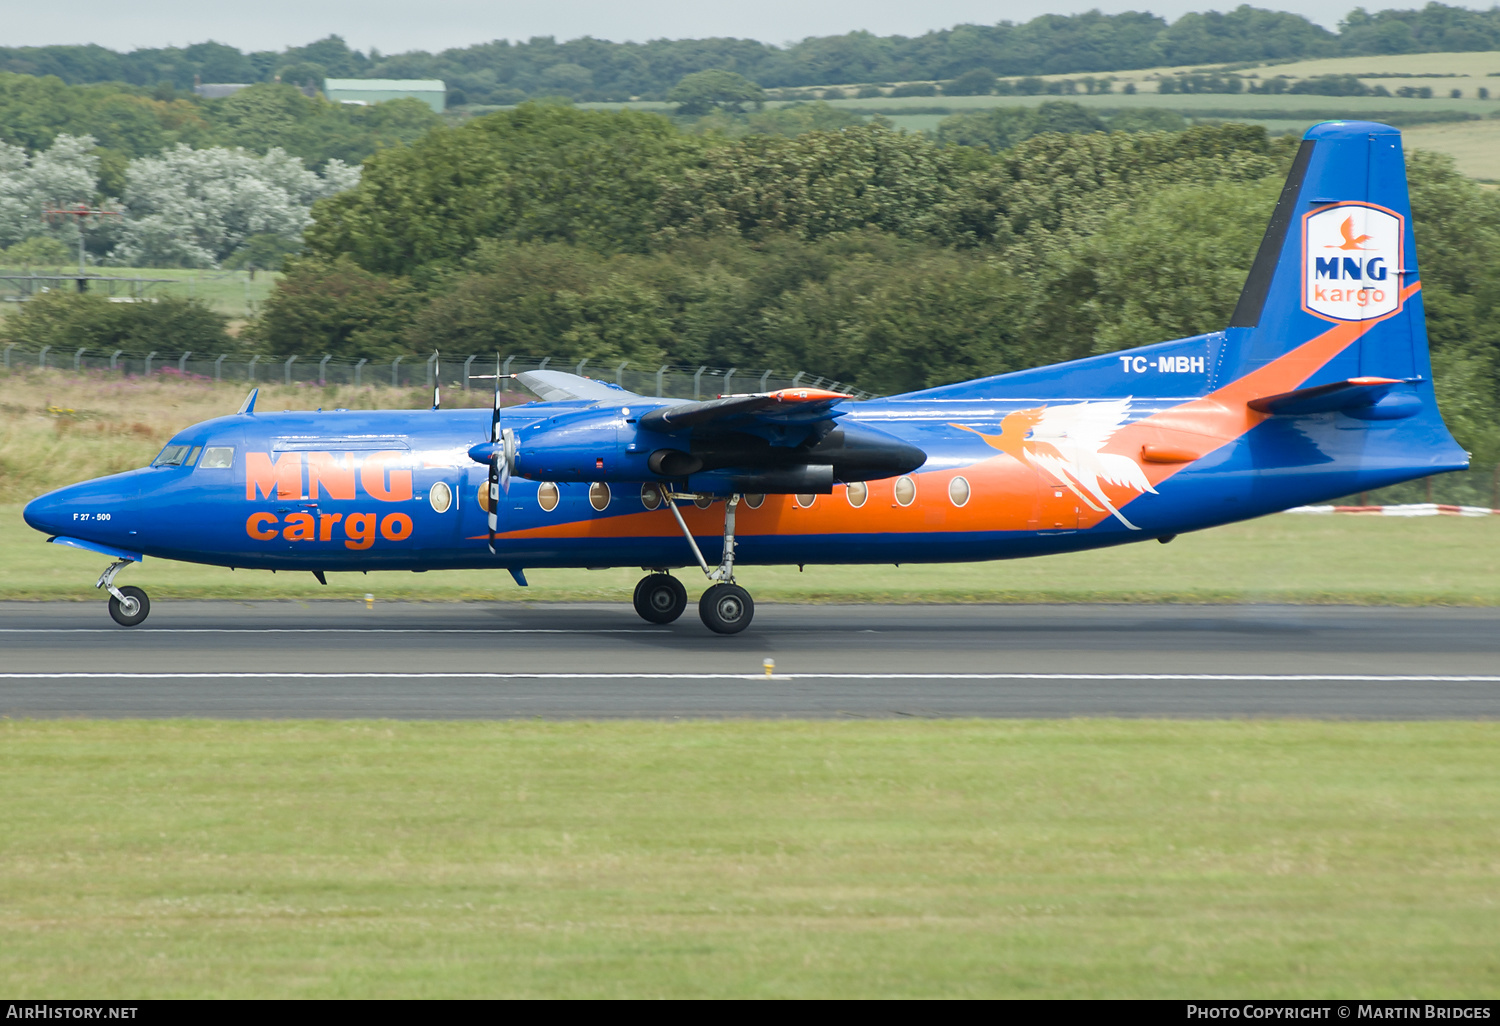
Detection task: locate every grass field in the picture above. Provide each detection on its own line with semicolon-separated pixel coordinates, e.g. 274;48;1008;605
1;719;1495;998
5;366;1498;605
0;267;281;321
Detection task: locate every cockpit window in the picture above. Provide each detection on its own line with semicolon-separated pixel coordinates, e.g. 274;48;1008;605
186;446;201;467
198;446;234;469
152;444;192;468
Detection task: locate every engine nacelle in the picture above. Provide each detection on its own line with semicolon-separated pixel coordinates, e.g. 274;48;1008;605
489;404;928;491
508;406;661;483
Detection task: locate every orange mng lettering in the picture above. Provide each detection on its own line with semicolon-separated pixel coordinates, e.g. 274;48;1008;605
307;452;356;500
344;512;377;550
282;512;316;541
380;512;413;541
245;452;302;500
245;512;279;540
360;451;412;502
318;512;343;541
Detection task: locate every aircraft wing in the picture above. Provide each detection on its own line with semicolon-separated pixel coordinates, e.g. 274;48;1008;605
638;389;851;431
515;370;644;403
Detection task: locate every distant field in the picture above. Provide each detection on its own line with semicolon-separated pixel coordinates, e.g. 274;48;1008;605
1401;119;1500;179
2;718;1495;997
0;267;280;320
577;86;1500;172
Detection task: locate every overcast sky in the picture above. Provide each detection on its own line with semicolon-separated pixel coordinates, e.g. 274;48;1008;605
4;0;1379;54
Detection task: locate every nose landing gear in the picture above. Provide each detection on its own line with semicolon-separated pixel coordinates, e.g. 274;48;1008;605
98;558;150;627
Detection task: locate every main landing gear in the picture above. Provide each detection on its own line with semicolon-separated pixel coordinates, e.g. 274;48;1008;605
631;492;755;634
99;558;150;627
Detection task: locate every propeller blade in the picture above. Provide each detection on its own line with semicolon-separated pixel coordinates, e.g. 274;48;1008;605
488;355;501;555
499;428;513;494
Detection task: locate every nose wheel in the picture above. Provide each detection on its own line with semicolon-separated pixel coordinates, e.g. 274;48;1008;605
108;586;150;627
97;558;150;627
633;573;688;624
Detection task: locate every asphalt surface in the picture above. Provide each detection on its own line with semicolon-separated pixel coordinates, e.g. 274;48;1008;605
0;600;1497;719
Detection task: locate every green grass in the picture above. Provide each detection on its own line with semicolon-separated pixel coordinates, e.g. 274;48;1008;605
1;719;1495;997
0;267;280;320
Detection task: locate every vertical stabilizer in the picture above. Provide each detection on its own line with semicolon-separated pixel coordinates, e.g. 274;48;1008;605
1221;120;1425;387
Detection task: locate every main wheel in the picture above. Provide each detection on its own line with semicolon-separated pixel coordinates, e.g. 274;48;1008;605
699;583;754;635
108;585;150;627
633;573;687;624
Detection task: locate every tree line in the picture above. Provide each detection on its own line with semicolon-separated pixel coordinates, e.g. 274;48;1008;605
276;107;1500;463
3;5;1500;107
7;103;1498;464
0;74;440;171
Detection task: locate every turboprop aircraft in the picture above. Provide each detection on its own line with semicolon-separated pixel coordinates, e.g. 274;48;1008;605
22;121;1469;633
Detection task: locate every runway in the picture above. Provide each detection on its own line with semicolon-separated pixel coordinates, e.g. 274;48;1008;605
1;601;1497;718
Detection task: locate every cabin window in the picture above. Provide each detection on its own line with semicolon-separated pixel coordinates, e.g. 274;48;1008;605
640;483;663;510
589;482;611;511
537;482;560;512
948;476;970;508
151;444;191;467
894;476;916;507
693;495;714;509
429;482;452;514
846;481;868;508
198;447;233;469
795;493;816;508
743;493;764;509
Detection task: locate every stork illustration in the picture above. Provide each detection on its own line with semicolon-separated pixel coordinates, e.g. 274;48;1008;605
957;398;1158;529
1331;215;1375;250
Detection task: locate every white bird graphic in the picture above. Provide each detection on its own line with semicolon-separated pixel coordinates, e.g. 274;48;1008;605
957;398;1158;529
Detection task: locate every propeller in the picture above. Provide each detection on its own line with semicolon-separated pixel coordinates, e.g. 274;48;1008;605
432;350;440;410
488;355;501;554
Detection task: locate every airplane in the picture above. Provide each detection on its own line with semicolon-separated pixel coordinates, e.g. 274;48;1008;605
22;120;1468;634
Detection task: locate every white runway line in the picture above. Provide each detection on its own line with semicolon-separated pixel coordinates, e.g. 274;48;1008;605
2;672;1499;682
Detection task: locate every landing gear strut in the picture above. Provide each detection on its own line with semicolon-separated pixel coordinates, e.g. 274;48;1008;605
651;492;754;635
99;558;149;627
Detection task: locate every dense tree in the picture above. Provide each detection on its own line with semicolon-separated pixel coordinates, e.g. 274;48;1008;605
9;7;1500;105
304;105;707;273
667;70;764;115
0;292;229;352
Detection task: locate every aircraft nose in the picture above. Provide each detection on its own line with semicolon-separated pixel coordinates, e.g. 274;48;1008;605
23;490;69;536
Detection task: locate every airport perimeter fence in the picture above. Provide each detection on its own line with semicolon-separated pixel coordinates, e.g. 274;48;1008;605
4;342;1496;506
0;344;877;402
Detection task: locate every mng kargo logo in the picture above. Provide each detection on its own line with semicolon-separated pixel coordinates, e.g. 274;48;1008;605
1302;202;1404;322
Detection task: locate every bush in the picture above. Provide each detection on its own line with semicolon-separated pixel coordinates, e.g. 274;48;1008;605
0;293;230;353
1;236;72;267
890;83;937;97
946;69;997;96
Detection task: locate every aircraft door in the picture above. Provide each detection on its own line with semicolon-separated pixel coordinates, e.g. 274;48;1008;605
1035;474;1080;531
413;467;468;555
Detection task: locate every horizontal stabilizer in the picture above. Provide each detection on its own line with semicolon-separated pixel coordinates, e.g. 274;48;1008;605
516;370;640;403
1248;377;1415;417
639;389;850;431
